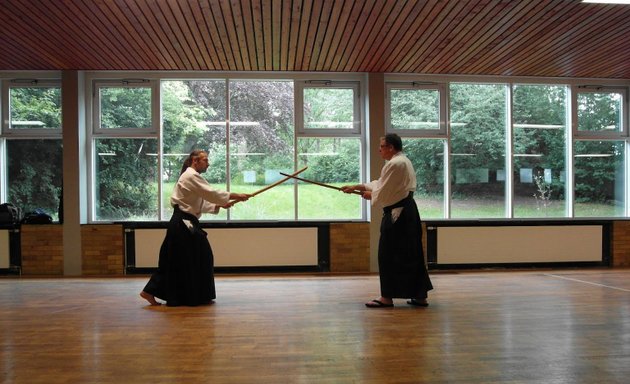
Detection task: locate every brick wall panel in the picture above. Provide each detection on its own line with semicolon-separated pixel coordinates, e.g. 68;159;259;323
20;225;63;275
81;225;124;275
612;222;630;267
330;223;370;272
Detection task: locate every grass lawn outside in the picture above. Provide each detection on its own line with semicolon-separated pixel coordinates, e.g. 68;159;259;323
159;182;621;220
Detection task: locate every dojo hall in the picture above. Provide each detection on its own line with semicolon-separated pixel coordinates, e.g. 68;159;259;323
1;1;630;383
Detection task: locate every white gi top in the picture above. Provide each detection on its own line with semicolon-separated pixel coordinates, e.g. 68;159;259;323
365;152;416;208
170;167;231;218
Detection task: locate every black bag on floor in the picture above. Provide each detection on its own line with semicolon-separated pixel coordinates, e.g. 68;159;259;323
22;208;53;224
0;203;22;225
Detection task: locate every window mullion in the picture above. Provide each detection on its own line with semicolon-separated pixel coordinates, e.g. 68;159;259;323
506;84;513;219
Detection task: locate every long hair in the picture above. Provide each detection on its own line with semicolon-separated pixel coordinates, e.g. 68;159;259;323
180;149;206;176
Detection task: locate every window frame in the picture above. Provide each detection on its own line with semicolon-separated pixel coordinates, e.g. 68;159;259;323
88;79;161;222
572;139;626;218
511;83;570;219
572;85;628;139
92;79;160;136
1;79;62;138
0;76;63;210
385;82;448;138
295;80;362;136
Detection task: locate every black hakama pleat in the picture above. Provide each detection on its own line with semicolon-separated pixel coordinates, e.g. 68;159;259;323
142;207;216;306
378;193;433;299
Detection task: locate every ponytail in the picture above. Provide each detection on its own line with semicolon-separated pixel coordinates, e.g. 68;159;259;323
180;149;206;175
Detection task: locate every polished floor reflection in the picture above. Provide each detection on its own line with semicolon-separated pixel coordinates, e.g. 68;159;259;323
1;269;629;383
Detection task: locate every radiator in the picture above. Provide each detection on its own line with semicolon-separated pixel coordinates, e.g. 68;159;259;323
436;225;602;264
131;227;319;268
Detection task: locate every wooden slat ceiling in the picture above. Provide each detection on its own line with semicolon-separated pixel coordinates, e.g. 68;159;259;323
1;0;630;79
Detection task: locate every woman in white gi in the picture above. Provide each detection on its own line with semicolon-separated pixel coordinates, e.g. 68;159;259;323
342;134;433;308
140;150;250;306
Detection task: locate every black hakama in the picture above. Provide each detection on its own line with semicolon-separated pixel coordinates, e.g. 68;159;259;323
142;207;215;306
378;193;433;299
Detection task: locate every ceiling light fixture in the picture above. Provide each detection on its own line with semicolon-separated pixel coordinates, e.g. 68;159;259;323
583;0;630;4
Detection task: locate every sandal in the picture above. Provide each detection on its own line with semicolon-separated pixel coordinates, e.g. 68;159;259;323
365;299;394;308
407;298;429;307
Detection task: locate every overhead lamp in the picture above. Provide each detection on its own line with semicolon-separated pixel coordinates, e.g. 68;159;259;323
583;0;630;4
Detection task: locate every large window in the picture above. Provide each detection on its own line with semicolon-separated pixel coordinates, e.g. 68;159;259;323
296;138;362;220
90;76;365;222
573;87;627;217
91;81;160;221
386;83;446;219
513;84;567;218
86;74;629;222
1;80;63;220
574;141;625;217
229;80;295;220
386;78;628;219
2;74;628;224
162;79;227;220
94;138;158;221
450;83;507;218
296;81;364;220
403;138;446;219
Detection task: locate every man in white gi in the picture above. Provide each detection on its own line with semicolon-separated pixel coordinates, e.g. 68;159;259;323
342;134;433;308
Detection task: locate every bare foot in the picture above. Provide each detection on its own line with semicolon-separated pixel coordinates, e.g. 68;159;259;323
140;291;161;306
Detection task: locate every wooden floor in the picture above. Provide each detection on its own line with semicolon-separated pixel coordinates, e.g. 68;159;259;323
1;269;629;384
